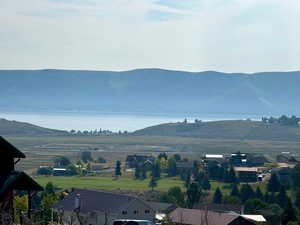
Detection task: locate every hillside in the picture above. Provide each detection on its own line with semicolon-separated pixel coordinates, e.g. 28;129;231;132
0;69;300;115
133;120;300;141
0;118;68;136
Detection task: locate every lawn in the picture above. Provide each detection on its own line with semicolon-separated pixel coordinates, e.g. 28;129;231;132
35;176;184;191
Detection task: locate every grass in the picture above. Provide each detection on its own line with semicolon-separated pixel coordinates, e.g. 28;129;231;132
34;175;184;191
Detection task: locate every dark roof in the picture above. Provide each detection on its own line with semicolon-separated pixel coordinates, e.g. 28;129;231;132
54;189;148;213
0;136;25;158
176;161;193;168
170;208;240;225
194;204;242;214
147;201;176;213
0;171;43;200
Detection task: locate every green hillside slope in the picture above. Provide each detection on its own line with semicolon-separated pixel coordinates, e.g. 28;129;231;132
0;118;68;136
133;120;300;141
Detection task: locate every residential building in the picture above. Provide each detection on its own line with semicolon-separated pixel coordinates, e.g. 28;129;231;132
53;189;155;225
169;208;266;225
234;167;258;182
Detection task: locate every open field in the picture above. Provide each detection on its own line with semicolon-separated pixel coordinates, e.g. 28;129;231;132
35;176;184;191
7;135;300;172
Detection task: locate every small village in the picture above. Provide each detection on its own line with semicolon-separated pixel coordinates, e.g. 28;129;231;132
2;135;300;225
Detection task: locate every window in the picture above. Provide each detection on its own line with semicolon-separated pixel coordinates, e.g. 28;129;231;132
133;210;138;214
122;211;127;215
145;210;150;214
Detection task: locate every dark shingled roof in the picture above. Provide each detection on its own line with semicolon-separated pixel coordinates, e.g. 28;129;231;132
170;208;240;225
54;189;144;213
0;171;43;201
194;203;242;214
0;136;25;158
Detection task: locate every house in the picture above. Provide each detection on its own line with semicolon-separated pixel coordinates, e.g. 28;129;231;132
234;167;258;182
146;202;177;223
0;136;43;222
194;203;243;214
169;208;266;225
53;168;68;176
126;155;155;168
176;161;194;176
53;189;155;225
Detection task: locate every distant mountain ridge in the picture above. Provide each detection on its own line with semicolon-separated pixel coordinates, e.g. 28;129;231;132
0;68;299;115
0;118;68;136
133;120;300;141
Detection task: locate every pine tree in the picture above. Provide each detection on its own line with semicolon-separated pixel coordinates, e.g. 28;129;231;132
115;161;122;177
268;173;280;192
134;165;140;179
141;167;147;180
294;188;300;209
202;176;211;190
186;183;201;208
255;187;264;200
230;184;240;197
240;184;254;202
281;199;297;225
277;185;289;208
149;176;157;191
151;160;161;179
227;166;237;183
213;187;223;204
264;192;270;203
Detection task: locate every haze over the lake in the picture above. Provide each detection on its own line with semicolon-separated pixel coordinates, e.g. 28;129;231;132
0;0;299;73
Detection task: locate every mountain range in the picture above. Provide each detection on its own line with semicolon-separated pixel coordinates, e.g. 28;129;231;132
0;69;299;115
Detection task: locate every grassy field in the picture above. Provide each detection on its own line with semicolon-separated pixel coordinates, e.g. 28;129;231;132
35;175;184;191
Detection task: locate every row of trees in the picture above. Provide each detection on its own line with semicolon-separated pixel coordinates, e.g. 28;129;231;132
262;115;300;126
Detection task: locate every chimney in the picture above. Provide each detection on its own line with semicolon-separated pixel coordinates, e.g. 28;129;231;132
75;193;81;210
241;205;244;215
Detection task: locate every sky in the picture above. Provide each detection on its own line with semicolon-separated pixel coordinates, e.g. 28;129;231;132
0;0;299;73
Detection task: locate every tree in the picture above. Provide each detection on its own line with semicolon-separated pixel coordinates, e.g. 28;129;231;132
222;196;241;204
54;156;71;167
167;186;185;207
255;187;264;200
277;186;289;208
167;157;177;176
151;160;161;179
80;151;93;163
268;173;280;192
294;188;300;209
173;154;181;161
149;176;157;191
230;184;239;197
134;165;140;179
201;176;211;190
244;199;267;214
186;183;201;208
240;184;254;202
96;157;107;163
291;164;300;189
227;166;237;183
213;187;223;204
115;161;122;177
281;199;297;225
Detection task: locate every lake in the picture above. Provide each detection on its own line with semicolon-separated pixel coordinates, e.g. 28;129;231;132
0;111;261;132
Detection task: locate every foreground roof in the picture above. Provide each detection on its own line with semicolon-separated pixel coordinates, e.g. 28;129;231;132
0;171;43;200
0;136;25;158
170;208;239;225
54;189;144;213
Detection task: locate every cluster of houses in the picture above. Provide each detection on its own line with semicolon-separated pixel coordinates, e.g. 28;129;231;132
202;152;267;182
53;188;267;225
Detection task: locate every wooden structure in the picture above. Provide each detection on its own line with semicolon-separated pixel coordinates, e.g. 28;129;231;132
0;136;43;224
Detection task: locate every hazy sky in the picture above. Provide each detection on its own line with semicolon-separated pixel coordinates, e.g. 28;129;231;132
0;0;299;73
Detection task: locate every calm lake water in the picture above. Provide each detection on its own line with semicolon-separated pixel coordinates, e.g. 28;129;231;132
0;111;261;132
